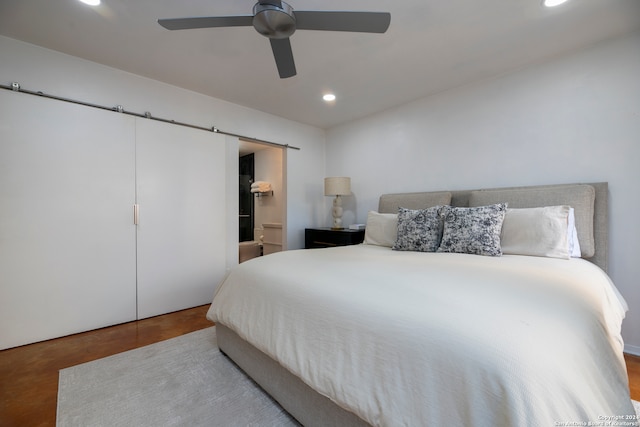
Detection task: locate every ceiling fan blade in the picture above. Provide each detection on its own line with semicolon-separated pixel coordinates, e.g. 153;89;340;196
294;11;390;33
158;16;253;31
269;38;297;78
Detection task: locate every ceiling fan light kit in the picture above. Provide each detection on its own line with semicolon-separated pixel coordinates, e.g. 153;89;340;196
158;1;390;79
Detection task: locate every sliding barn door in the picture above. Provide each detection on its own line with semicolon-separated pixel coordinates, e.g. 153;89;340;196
0;91;137;350
135;119;227;319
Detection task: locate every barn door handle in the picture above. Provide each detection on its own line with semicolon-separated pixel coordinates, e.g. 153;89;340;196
133;204;139;225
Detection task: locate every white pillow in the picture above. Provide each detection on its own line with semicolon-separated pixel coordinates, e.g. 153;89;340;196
363;211;398;247
568;207;581;258
501;206;571;259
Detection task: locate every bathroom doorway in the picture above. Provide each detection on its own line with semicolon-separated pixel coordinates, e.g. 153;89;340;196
238;139;286;261
239;153;254;242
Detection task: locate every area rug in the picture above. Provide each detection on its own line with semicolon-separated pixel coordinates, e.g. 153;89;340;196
57;327;300;427
57;327;640;426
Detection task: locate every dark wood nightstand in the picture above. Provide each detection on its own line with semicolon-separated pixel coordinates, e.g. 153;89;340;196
305;228;365;249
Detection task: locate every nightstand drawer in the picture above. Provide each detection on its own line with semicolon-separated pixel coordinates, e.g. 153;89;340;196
305;228;365;249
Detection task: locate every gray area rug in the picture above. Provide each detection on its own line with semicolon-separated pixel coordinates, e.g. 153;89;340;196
57;327;300;427
57;327;640;426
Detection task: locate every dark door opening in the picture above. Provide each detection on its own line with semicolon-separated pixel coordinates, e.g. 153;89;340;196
239;153;255;242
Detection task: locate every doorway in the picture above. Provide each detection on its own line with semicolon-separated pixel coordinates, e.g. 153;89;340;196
238;139;286;254
239;153;254;242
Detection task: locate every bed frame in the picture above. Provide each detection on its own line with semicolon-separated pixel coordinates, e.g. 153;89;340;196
217;182;609;426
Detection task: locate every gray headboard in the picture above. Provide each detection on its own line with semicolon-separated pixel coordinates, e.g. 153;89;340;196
378;183;608;272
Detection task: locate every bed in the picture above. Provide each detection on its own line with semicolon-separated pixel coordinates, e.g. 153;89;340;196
207;182;637;427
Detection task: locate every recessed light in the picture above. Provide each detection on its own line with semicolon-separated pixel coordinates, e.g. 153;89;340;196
79;0;101;6
323;94;336;102
544;0;569;7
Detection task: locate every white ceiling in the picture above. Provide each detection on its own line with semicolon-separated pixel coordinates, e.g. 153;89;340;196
1;0;639;129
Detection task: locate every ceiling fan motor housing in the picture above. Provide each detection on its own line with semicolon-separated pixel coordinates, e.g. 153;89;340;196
253;1;296;39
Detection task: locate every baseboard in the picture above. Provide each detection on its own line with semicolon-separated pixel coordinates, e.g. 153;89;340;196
625;343;640;357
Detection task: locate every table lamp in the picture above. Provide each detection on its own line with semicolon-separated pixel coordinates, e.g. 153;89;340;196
324;177;351;229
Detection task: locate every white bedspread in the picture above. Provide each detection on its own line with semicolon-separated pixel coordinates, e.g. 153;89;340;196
207;245;635;427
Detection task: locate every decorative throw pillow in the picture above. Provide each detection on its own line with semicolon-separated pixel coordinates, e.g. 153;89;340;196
364;211;398;247
437;203;507;256
392;206;444;252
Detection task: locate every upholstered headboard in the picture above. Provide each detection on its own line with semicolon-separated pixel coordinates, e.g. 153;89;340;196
378;183;608;272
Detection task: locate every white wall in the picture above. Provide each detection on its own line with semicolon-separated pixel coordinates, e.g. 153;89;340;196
0;35;326;253
326;31;640;354
254;146;284;241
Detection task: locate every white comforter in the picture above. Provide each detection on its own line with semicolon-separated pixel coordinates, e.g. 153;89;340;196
207;245;635;427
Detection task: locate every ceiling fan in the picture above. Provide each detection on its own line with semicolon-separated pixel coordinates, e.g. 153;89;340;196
158;1;391;79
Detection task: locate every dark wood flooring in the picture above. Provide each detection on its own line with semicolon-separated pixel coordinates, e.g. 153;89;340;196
0;305;213;427
628;352;640;403
1;304;639;427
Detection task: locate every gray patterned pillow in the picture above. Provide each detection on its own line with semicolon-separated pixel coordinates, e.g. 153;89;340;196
392;206;444;252
437;203;507;256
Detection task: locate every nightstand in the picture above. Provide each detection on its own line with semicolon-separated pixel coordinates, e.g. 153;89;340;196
304;228;365;249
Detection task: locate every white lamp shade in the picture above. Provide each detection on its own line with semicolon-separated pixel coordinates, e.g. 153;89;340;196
324;177;351;196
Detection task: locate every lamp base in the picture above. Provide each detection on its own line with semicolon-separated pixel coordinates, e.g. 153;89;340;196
331;195;344;230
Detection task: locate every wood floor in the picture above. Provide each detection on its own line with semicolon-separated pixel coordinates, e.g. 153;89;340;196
1;305;639;427
0;305;213;427
629;352;640;403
